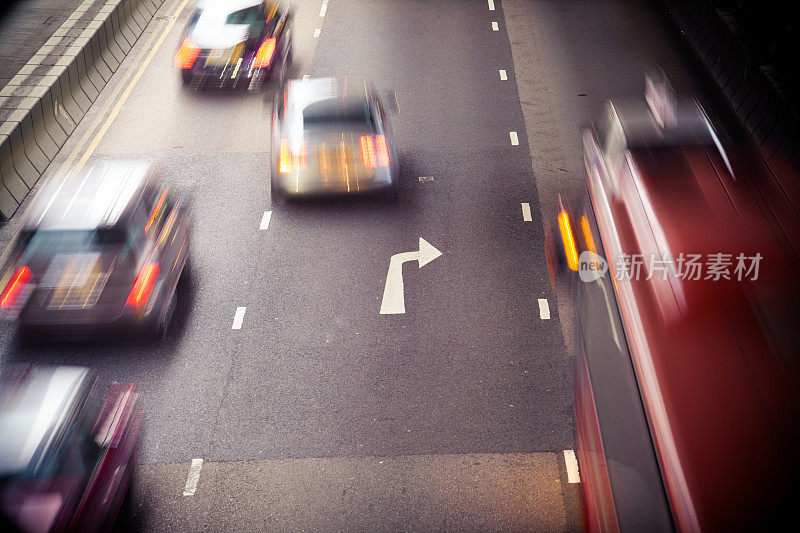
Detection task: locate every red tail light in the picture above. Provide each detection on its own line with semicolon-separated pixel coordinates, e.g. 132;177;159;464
279;139;308;173
126;263;159;308
254;37;276;69
174;38;200;69
279;139;292;173
375;135;390;166
360;136;376;168
1;266;32;309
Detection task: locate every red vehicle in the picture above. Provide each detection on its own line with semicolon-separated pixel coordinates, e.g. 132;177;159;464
558;74;800;531
0;366;141;532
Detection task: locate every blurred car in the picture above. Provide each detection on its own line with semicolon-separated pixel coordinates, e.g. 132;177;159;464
174;0;293;89
270;77;400;201
0;159;191;340
557;73;800;531
0;365;141;532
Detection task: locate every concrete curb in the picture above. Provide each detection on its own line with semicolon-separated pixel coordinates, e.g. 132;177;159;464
663;0;799;177
0;0;166;220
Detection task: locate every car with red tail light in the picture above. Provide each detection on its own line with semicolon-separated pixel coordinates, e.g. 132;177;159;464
0;159;191;340
175;0;293;90
555;72;800;531
0;365;142;532
271;77;400;201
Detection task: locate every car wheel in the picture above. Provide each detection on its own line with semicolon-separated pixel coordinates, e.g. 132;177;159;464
156;290;176;342
180;70;192;86
271;177;285;206
384;182;399;203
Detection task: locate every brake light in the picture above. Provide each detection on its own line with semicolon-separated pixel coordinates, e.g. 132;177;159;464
375;135;390;166
558;211;579;271
279;139;291;173
1;266;32;309
254;37;276;69
174;38;200;70
126;263;159;308
360;136;376;168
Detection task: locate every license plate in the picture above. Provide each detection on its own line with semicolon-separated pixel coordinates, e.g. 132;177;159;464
317;143;355;177
205;43;243;67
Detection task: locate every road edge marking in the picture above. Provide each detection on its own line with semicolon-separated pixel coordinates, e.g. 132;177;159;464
259;210;272;230
232;306;247;329
538;298;550;319
521;202;532;222
182;458;204;496
563;450;580;483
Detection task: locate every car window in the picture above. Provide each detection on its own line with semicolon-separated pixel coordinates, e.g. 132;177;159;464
226;5;262;25
303;101;373;129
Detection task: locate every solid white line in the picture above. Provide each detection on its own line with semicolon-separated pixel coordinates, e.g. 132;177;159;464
564;450;581;483
314;28;321;38
538;298;550;319
259;211;272;230
183;458;204;496
499;69;507;80
232;307;247;329
488;0;495;10
491;21;499;31
521;203;532;222
509;131;519;145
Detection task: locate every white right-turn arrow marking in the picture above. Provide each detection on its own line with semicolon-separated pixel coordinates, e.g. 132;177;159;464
380;238;442;314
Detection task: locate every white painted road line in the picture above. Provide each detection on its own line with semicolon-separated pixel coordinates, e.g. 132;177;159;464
488;0;495;10
320;3;327;17
232;307;247;329
491;21;499;31
521;203;532;221
564;450;581;483
259;210;272;230
509;131;519;145
538;298;551;319
499;69;507;80
183;458;204;496
314;28;321;38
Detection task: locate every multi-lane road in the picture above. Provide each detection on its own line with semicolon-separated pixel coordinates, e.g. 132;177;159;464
0;0;754;530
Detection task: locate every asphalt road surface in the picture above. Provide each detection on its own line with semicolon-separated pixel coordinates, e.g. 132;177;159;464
0;0;753;531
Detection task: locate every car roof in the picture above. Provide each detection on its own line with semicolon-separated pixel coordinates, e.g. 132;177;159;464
24;159;153;231
196;0;264;14
0;366;94;476
610;99;715;149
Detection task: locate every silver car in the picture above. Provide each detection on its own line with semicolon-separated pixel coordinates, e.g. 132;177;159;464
270;77;400;201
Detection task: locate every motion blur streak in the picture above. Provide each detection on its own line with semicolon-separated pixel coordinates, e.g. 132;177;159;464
0;266;31;308
558;210;578;271
174;38;200;69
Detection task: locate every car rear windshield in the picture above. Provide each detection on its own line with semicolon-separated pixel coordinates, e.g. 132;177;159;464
18;229;125;258
302;100;372;129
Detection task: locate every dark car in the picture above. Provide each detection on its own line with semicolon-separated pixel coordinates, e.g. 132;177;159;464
0;365;141;532
556;74;800;531
0;159;191;340
174;0;293;90
270;77;400;201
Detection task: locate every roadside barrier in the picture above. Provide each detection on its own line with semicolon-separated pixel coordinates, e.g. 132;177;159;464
0;0;164;220
663;0;799;177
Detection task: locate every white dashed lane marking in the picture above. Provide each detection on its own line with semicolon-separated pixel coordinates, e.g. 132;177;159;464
499;69;507;80
509;131;519;145
314;28;321;38
564;450;581;483
259;210;272;230
488;0;495;10
183;458;204;496
538;298;550;319
320;2;327;17
491;21;499;31
232;307;247;330
521;203;532;222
